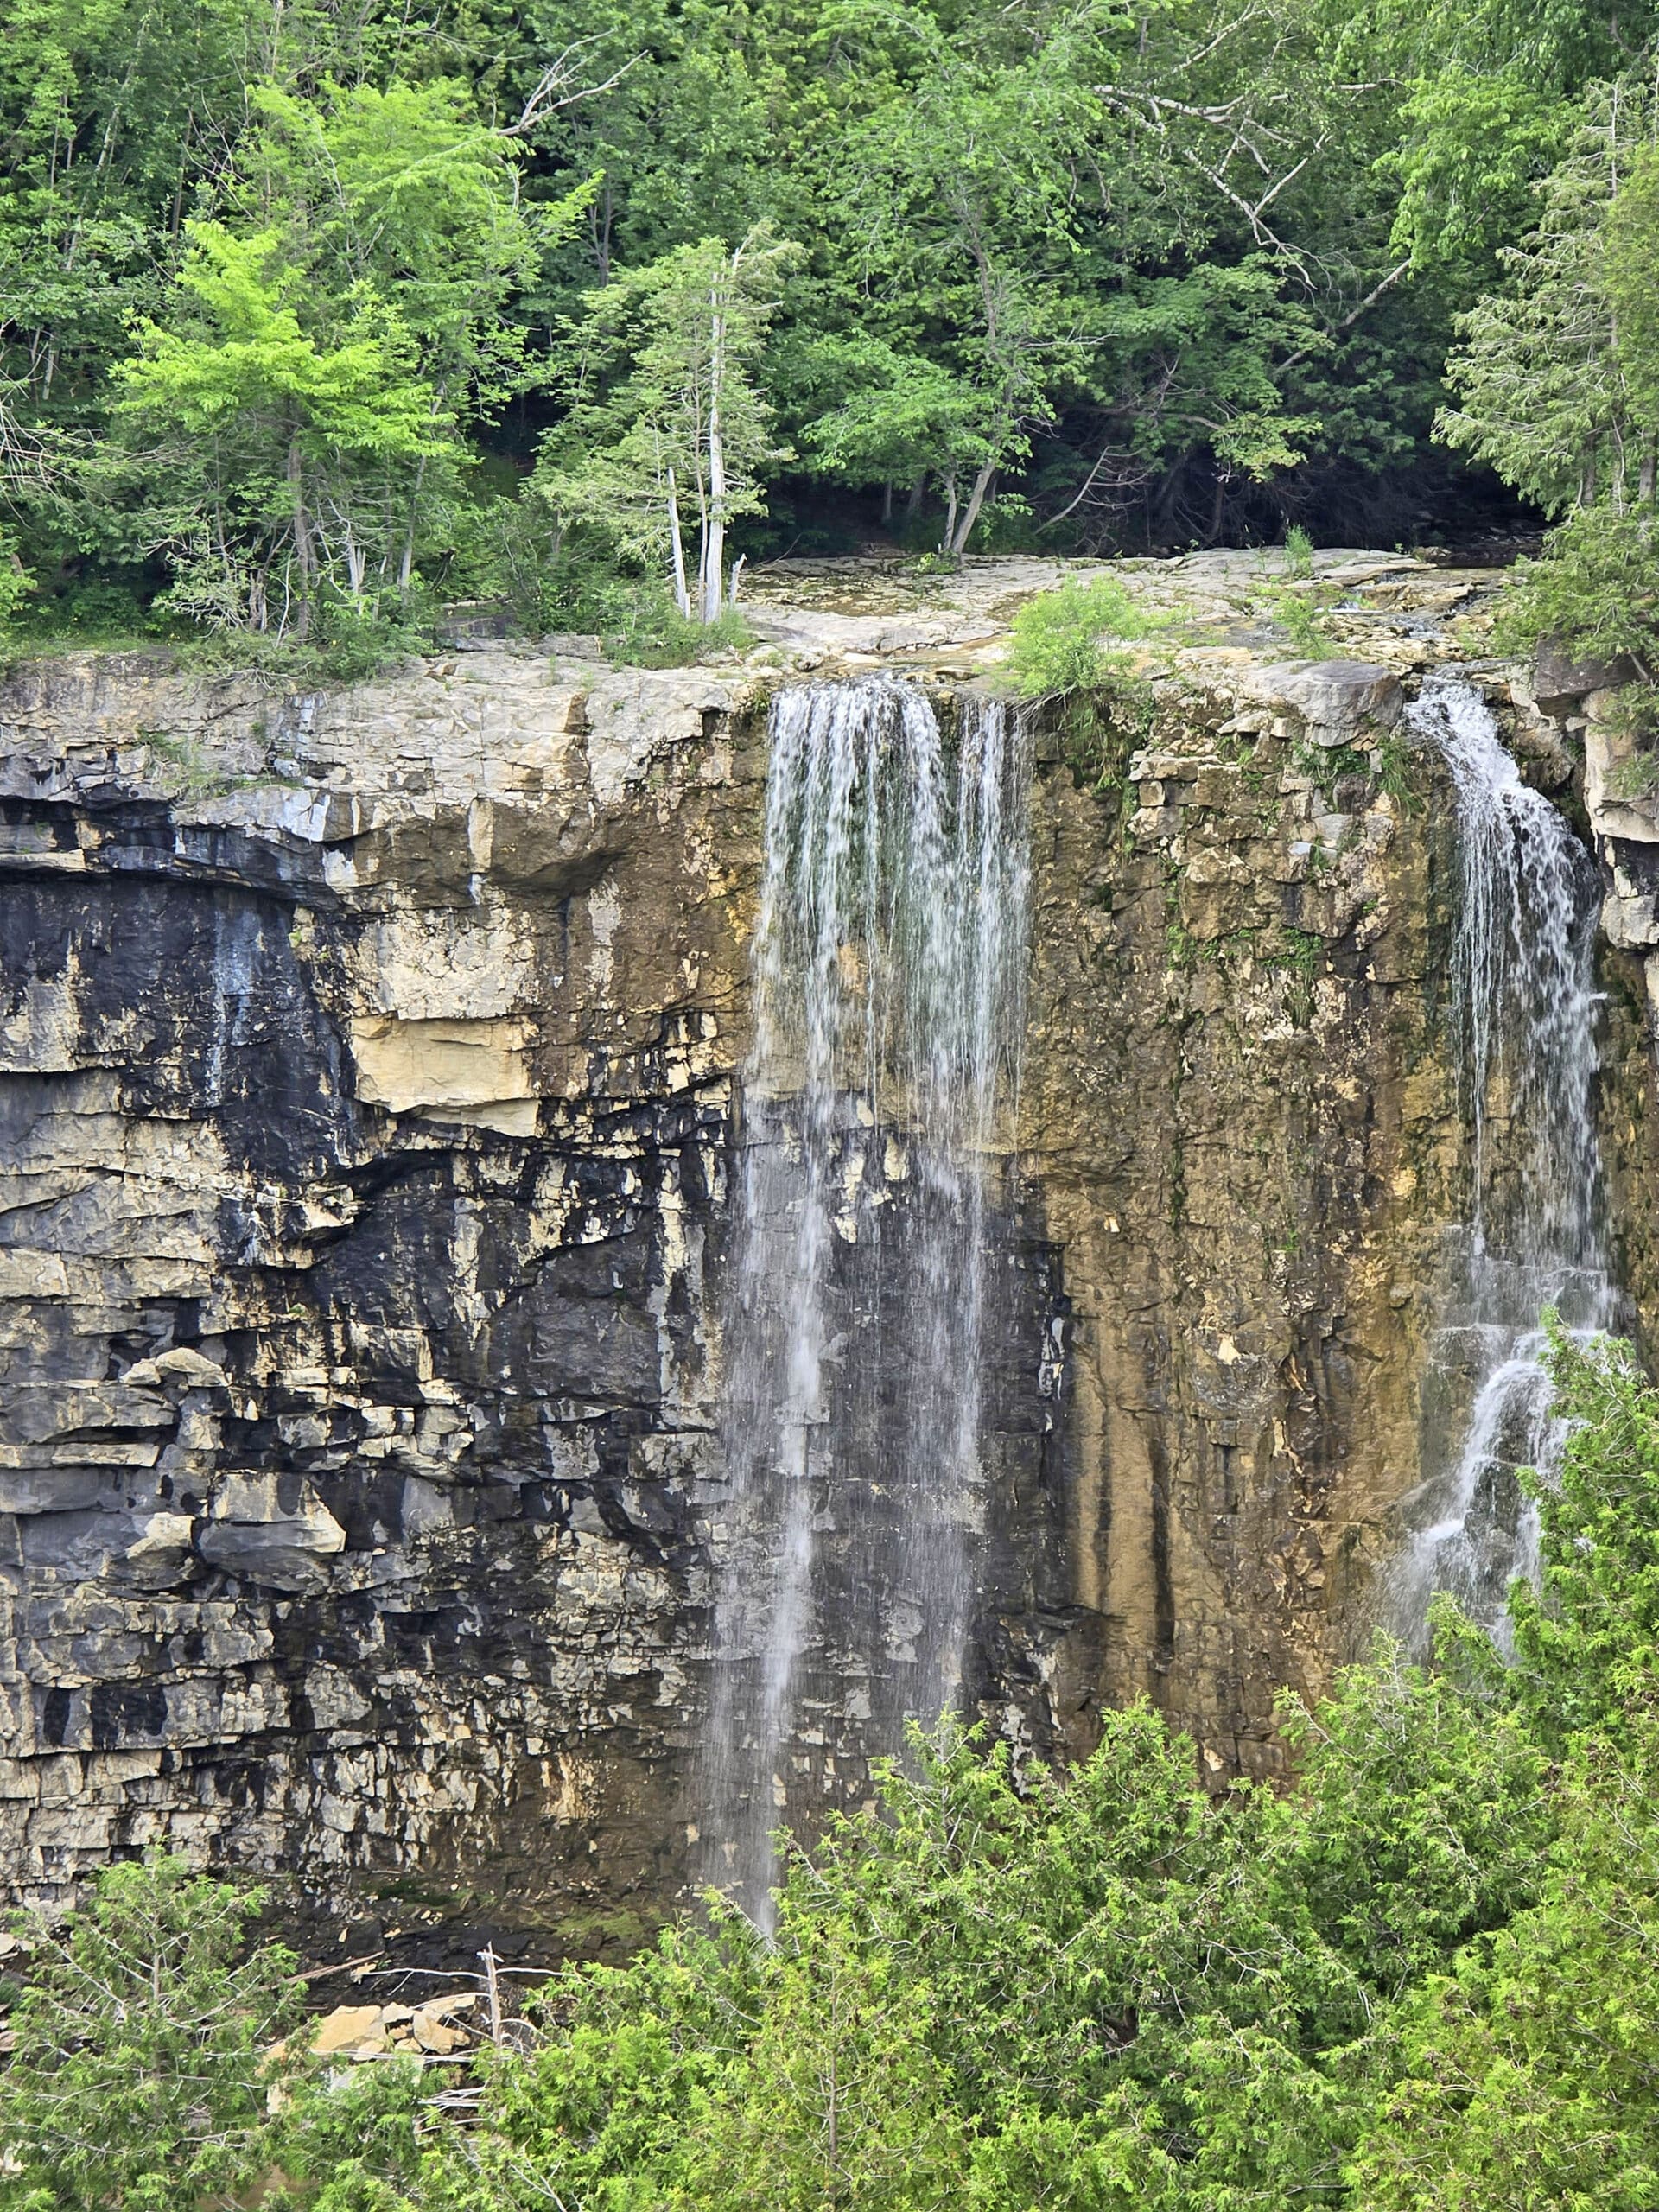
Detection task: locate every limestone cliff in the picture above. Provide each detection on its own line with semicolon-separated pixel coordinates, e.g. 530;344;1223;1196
3;552;1656;1955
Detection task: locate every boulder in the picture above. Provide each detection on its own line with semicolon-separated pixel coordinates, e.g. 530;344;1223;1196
121;1347;230;1392
1584;709;1659;846
311;2005;385;2057
1238;660;1403;747
198;1472;346;1592
1533;640;1638;718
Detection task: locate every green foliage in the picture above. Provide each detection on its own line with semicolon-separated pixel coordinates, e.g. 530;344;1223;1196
1006;574;1166;700
1492;509;1659;674
0;1854;302;2211
1439;76;1658;517
0;523;33;630
1;0;1649;647
357;1317;1659;2211
1259;581;1341;658
1503;1320;1659;1747
532;226;800;622
537;551;755;664
1440;65;1659;675
1354;1724;1659;2211
1273;1641;1552;1995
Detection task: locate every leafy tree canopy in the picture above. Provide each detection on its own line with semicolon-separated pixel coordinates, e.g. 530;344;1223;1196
0;0;1653;649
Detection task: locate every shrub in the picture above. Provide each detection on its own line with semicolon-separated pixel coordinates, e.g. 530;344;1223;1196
0;1855;303;2211
1006;572;1165;699
1492;509;1659;677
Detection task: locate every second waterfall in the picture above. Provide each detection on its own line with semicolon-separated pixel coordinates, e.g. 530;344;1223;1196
1389;676;1619;1637
705;678;1031;1920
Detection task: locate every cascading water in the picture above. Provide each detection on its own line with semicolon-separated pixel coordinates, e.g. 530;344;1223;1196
1388;675;1617;1637
704;678;1029;1922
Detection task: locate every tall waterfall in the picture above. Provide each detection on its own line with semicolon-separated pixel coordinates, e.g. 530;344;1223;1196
1389;676;1617;1634
705;678;1030;1921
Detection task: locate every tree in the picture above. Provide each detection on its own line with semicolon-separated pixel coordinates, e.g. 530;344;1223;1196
111;221;457;633
106;72;586;633
1439;77;1659;515
1442;73;1659;664
0;1854;302;2211
533;224;799;620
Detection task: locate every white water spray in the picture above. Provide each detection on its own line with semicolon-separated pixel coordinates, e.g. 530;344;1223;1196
1389;677;1615;1636
704;679;1029;1921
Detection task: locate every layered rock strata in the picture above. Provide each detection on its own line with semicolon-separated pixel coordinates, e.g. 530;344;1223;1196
1;648;763;1949
3;562;1656;1944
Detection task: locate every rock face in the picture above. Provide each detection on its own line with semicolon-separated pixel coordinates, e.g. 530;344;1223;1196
1;646;764;1947
1018;662;1658;1779
3;604;1657;1946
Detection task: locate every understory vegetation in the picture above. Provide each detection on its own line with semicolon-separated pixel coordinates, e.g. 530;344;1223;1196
0;0;1657;673
8;1319;1659;2208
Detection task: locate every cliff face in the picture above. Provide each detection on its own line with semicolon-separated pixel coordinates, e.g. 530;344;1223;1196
1;646;765;1954
3;559;1656;1953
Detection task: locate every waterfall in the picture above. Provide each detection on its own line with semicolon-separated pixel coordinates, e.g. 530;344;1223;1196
1388;676;1617;1637
704;678;1029;1922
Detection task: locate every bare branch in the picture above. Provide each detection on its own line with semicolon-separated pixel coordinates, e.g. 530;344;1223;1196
508;41;644;138
1276;258;1414;373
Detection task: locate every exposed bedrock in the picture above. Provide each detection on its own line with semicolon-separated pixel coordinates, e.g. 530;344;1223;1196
3;611;1657;1949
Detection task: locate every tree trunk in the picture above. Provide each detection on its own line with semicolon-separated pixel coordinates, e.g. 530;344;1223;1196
667;467;691;618
948;460;995;556
904;475;925;520
399;453;429;596
702;283;728;624
287;434;315;638
880;480;893;524
941;471;958;555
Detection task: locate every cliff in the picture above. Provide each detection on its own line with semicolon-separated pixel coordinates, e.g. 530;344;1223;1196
3;551;1655;1961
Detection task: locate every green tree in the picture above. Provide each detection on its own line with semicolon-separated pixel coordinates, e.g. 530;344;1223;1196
534;224;800;620
1439;77;1659;514
1349;1724;1659;2210
0;1854;302;2212
106;71;583;634
111;220;456;633
1504;1320;1659;1745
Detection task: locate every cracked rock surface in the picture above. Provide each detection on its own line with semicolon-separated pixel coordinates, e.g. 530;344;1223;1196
4;558;1659;1952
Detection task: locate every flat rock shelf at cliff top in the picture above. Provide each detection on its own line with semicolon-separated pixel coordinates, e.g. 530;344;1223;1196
3;550;1657;1967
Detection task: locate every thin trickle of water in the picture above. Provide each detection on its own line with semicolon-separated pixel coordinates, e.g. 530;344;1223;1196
1389;676;1616;1637
703;679;1029;1923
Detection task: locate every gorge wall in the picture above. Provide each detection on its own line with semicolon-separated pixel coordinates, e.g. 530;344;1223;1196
4;555;1658;1957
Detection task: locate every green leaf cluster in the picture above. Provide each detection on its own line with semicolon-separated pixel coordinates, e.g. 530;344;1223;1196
1006;574;1167;700
0;1856;303;2211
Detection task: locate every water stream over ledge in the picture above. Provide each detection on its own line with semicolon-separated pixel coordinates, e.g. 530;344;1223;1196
1388;676;1619;1641
703;679;1030;1922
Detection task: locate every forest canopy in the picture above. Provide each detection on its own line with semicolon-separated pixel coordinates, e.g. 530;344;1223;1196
0;0;1656;657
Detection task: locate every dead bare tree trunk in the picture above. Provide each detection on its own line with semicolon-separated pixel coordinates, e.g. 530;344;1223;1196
667;467;691;617
702;279;728;624
948;460;996;555
287;432;315;638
